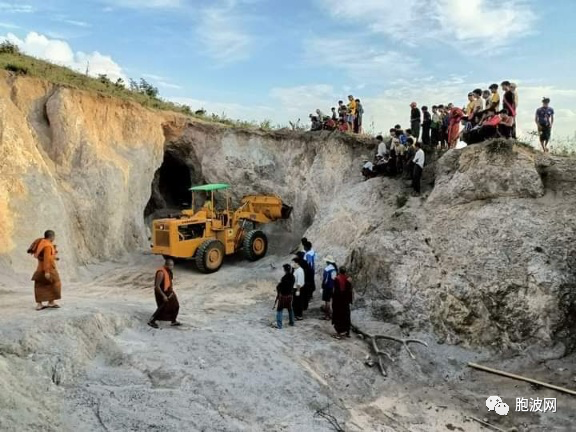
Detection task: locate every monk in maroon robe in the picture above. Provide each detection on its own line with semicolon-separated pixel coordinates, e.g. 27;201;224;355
148;259;181;328
28;230;61;311
331;267;353;339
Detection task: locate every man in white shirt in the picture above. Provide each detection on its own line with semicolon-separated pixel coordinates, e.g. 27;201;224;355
292;258;305;320
412;141;425;197
376;135;388;158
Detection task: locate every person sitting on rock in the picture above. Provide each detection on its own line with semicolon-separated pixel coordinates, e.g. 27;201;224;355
323;116;337;131
498;109;514;139
148;258;181;328
463;109;501;144
362;160;376;180
338;118;349;133
362;157;390;179
404;137;416;180
310;115;322;131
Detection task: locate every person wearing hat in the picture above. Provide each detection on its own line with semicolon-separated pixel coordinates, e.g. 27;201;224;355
535;98;554;153
409;102;421;143
273;263;295;329
321;256;338;320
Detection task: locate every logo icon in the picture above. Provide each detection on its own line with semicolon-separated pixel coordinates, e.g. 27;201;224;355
495;402;509;416
486;396;502;411
486;396;509;416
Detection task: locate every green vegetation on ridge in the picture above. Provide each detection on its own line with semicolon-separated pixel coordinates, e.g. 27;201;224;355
0;41;279;130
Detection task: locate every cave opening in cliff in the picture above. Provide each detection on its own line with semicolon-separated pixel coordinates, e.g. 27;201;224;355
144;150;192;218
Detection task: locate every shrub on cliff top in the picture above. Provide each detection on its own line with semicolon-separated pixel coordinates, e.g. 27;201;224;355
0;49;282;131
4;63;28;75
0;41;19;55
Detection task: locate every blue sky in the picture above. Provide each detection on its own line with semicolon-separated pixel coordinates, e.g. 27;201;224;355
2;0;575;143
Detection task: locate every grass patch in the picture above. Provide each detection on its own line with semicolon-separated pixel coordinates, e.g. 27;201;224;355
485;139;515;156
396;194;408;208
4;63;28;75
0;50;281;130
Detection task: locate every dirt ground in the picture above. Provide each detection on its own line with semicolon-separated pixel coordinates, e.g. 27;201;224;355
1;251;575;432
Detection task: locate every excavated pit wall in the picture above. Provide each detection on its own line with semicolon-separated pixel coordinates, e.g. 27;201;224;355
1;72;576;352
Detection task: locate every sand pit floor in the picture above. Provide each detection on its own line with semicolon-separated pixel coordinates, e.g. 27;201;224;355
1;253;575;431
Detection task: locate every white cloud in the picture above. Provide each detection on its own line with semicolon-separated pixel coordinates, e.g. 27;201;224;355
171;96;277;123
62;20;91;28
269;84;340;122
435;0;536;48
2;32;126;82
158;81;181;89
142;73;165;81
0;3;34;13
196;0;252;64
142;73;182;90
101;0;181;8
305;37;420;83
320;0;537;50
0;22;20;29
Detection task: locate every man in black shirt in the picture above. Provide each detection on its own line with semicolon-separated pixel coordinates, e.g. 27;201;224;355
274;264;295;329
501;81;516;138
421;106;431;146
410;102;421;142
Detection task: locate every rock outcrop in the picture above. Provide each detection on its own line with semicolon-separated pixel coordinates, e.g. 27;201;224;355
1;72;575;352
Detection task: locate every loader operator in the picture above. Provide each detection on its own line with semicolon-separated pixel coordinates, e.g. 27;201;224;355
148;259;181;328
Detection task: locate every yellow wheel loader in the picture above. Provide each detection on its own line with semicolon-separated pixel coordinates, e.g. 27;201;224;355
150;183;292;273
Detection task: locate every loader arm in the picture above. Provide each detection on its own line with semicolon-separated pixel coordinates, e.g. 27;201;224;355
232;195;292;225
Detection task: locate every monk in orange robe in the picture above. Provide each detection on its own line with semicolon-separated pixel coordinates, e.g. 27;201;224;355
28;230;61;310
148;259;181;328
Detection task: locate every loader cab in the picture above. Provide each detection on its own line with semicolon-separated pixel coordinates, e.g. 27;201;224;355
190;183;233;229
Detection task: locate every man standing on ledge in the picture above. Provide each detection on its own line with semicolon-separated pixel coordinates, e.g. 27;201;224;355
148;259;181;328
535;97;554;153
412;141;425;197
410;102;421;142
29;230;61;311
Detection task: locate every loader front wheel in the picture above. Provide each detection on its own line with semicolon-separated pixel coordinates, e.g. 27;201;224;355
196;240;225;273
243;230;268;261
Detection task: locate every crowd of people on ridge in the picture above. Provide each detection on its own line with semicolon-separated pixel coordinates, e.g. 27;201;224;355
362;81;556;196
309;94;364;134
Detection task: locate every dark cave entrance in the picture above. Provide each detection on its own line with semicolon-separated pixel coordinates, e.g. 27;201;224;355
144;150;193;218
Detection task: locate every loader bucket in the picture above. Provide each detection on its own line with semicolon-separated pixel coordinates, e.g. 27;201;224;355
281;203;293;219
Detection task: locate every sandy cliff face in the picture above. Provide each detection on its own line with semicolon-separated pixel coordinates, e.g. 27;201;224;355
0;73;169;276
1;72;575;351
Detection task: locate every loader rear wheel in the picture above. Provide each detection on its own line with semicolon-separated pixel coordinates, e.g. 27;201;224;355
196;240;225;273
243;230;268;261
